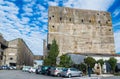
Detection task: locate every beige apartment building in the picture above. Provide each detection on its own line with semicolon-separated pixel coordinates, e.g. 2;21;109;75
4;38;34;68
0;34;8;65
47;6;115;56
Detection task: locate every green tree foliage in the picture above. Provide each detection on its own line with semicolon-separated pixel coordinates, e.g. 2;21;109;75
84;57;96;68
108;57;117;73
79;63;87;71
59;54;73;67
43;39;59;66
79;63;87;75
96;59;104;67
43;57;51;66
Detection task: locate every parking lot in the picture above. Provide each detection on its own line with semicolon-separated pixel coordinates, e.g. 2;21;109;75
0;70;120;79
0;70;87;79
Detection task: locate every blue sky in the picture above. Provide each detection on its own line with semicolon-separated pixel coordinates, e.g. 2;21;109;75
0;0;120;55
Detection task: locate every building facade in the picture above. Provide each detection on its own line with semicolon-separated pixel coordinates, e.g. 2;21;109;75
68;53;120;64
0;34;8;65
48;6;115;56
4;38;34;68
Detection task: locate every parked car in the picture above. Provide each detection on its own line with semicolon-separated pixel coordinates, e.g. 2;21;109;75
1;65;10;70
0;66;3;70
35;66;41;74
50;67;64;77
61;68;82;78
9;66;16;70
28;67;37;73
40;66;51;75
22;66;31;72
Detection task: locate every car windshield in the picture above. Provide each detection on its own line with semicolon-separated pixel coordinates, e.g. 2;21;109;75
63;68;68;71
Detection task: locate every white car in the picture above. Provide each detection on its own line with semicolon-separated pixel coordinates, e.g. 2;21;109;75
28;67;36;73
50;67;64;77
61;68;82;78
22;66;31;72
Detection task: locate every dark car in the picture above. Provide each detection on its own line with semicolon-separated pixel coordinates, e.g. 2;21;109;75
36;67;41;74
1;65;10;70
0;66;2;70
41;66;52;75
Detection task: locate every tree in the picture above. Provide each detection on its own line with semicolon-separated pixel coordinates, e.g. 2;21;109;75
43;57;51;66
43;39;59;66
97;59;104;67
59;54;73;67
84;57;96;68
108;57;117;73
79;63;87;75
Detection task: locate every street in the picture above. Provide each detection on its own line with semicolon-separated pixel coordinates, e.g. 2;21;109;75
0;70;120;79
0;70;61;79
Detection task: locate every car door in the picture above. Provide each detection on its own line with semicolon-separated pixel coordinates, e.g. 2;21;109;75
74;68;80;76
70;68;76;76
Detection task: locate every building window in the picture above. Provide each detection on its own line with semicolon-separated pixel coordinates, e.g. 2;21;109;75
49;17;51;20
103;14;106;16
52;15;54;17
81;19;84;23
47;44;51;50
89;20;91;23
98;21;101;24
106;21;108;24
109;29;111;31
52;25;54;28
97;13;99;15
0;57;3;60
69;18;71;21
10;57;13;60
60;17;62;21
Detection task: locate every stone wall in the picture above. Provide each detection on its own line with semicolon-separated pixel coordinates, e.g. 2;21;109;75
48;6;115;56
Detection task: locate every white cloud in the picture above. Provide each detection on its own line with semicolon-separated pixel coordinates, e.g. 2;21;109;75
63;0;115;11
37;5;46;11
48;1;59;6
113;8;120;17
114;31;120;53
23;0;32;3
20;17;30;24
23;5;33;13
24;31;47;55
0;1;47;55
0;0;3;3
0;1;19;28
113;21;120;27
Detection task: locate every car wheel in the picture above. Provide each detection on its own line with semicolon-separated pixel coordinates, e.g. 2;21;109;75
68;74;72;78
57;73;61;77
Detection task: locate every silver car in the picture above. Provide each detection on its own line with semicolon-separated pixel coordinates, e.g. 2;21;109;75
61;68;82;78
50;67;63;77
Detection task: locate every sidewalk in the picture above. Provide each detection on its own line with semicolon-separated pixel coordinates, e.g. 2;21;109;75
79;74;114;79
90;74;114;77
63;74;114;79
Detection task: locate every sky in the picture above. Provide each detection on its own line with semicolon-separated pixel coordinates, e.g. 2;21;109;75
0;0;120;55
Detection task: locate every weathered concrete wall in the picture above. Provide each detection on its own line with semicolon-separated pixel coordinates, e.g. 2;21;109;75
4;38;34;68
0;34;8;65
48;6;115;56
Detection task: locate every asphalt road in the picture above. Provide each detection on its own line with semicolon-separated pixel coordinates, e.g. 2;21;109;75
0;70;61;79
0;70;120;79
